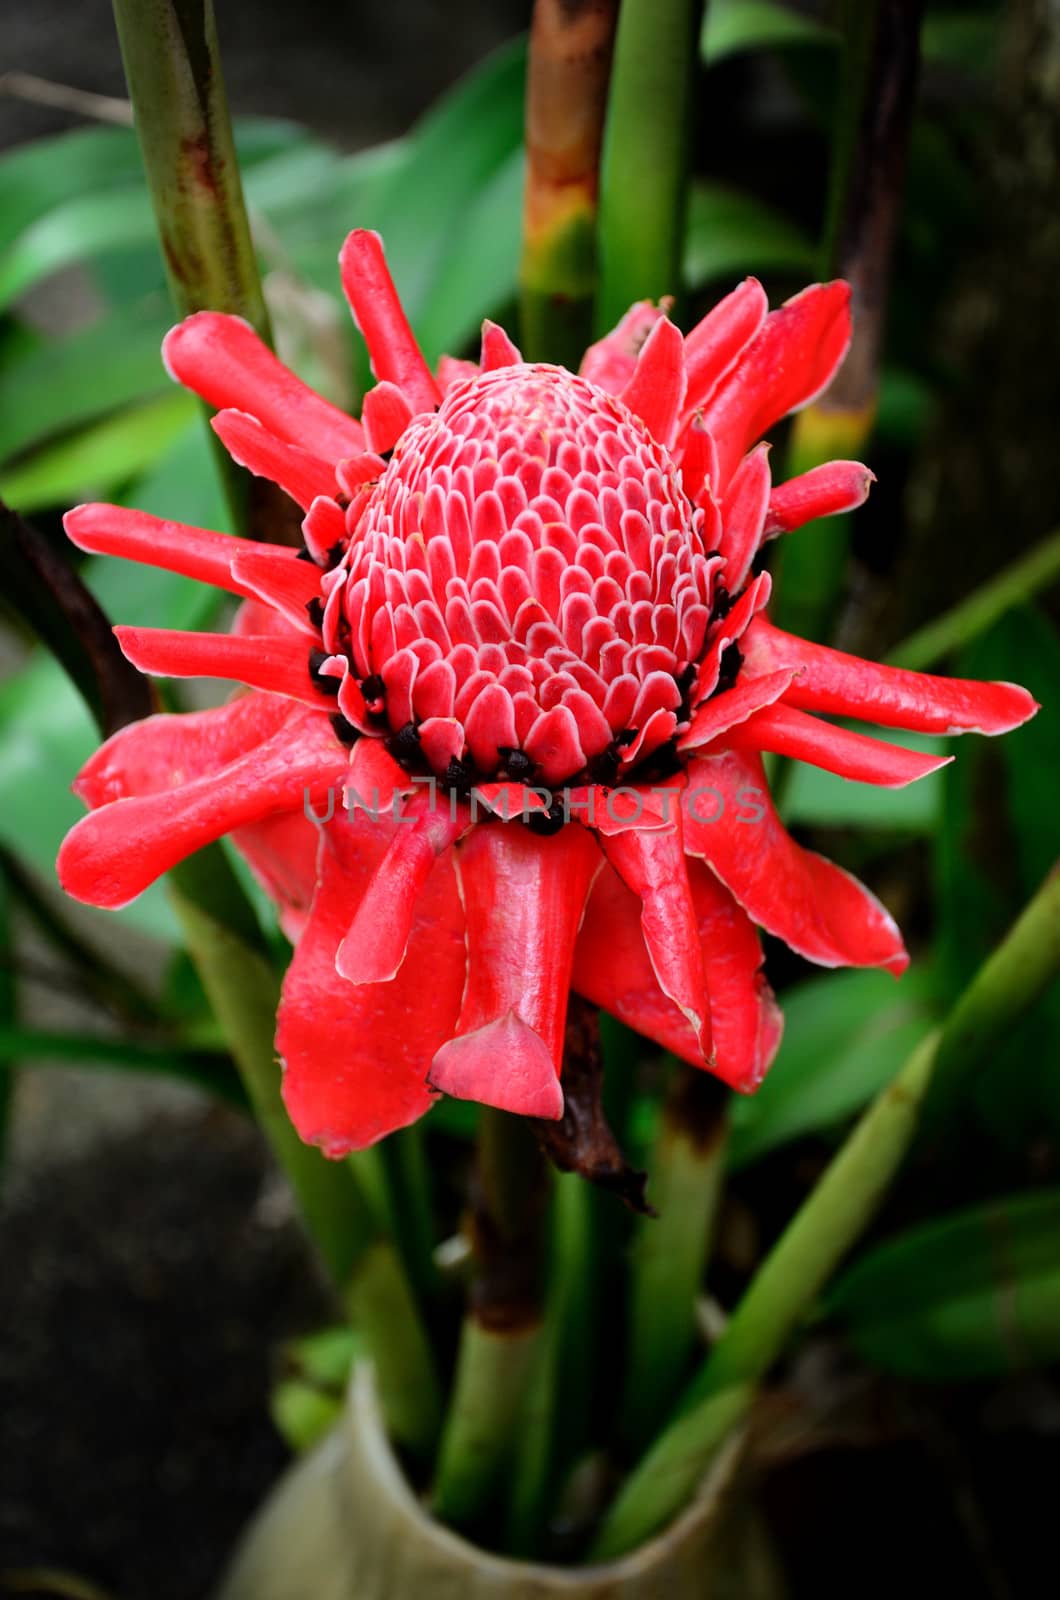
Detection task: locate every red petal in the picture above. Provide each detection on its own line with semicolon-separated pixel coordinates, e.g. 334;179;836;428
163;312;365;461
620;316;687;447
683;277;769;413
744;618;1041;736
677;414;719;504
279;811;466;1153
683;750;908;972
65;503;246;596
339;230;441;416
430;1012;562;1122
212;410;338;509
114;627;331;708
437;355;480;394
580;301;666;394
361;382;414;456
678;669;796;752
728;702;952;788
428;822;602;1118
765;460;874;536
59;708;345;908
700;281;852;490
598;809;712;1058
692;571;772;703
73;690;291;808
228;547;323;634
336;791;470;984
572;857;781;1090
480;320;523;370
718;442;771;590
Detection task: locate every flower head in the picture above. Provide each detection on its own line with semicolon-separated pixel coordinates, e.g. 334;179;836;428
58;230;1038;1153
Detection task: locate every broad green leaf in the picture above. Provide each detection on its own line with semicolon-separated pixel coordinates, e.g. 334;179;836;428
782;725;946;830
730;966;938;1169
0;118;315;309
0;186;157;310
0;390;195;512
921;14;1000;73
702;0;836;63
830;1191;1060;1381
934;607;1060;1144
414;148;524;362
0;294;171;464
684;183;815;289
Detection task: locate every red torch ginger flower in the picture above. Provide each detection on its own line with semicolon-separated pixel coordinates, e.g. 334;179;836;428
57;230;1038;1153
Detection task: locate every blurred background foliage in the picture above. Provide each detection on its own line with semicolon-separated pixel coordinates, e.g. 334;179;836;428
1;1;1058;1595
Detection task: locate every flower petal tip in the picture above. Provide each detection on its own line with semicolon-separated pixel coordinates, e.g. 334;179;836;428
428;1012;564;1121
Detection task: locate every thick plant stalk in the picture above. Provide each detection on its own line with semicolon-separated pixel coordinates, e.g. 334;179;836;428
619;1067;729;1455
773;0;924;642
595;0;705;332
432;1108;549;1531
885;527;1060;671
520;0;620;364
111;0;269;333
591;866;1060;1557
110;0;299;540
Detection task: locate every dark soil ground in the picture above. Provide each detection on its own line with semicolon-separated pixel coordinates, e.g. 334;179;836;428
0;1098;335;1600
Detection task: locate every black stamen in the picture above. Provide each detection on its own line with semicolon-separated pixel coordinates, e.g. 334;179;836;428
329;712;359;747
526;797;564;837
360;674;385;709
499;747;534;782
296;546;319;564
386;721;422;772
711;642;743;698
305;597;325;629
308;649;341;696
443;756;476;797
325;541;346;570
711;585;734;621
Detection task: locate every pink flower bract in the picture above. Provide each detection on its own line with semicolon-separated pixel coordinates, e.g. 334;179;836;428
57;230;1038;1154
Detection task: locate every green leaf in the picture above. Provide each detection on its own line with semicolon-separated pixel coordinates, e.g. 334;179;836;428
0;295;172;464
830;1190;1060;1381
934;607;1060;1144
730;966;938;1169
414;148;524;361
0;185;157;310
0;117;312;301
684;183;815;289
702;0;836;64
0;390;195;512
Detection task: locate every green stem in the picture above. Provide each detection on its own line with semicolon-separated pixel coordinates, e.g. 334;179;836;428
110;0;296;539
110;0;269;332
590;867;1060;1558
506;1170;594;1553
619;1066;729;1455
520;0;620;364
885;528;1060;671
373;1123;440;1306
432;1108;549;1531
595;0;704;332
